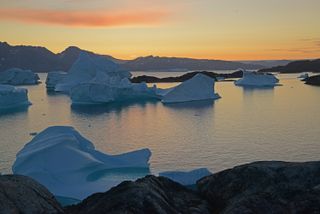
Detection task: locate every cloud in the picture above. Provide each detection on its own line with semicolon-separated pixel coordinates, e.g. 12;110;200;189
0;8;171;27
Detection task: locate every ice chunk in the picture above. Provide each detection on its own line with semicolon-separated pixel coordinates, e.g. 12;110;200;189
0;68;39;85
161;74;220;103
70;82;159;104
45;71;67;90
298;73;309;79
12;126;151;199
235;70;279;87
159;168;212;185
0;84;31;109
55;52;131;92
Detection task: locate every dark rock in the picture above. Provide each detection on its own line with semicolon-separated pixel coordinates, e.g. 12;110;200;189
259;59;320;73
65;175;211;214
0;174;63;214
131;70;242;83
305;74;320;86
197;161;320;214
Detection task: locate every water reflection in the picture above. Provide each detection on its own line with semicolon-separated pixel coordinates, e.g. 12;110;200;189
0;105;30;117
163;100;216;110
71;100;159;115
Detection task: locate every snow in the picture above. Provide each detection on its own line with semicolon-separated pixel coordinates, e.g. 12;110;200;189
235;70;279;87
55;52;131;93
12;126;151;200
0;84;31;109
0;68;39;85
161;74;220;104
159;168;212;185
45;71;67;90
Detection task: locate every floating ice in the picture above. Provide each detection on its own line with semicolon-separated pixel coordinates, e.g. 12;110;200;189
161;74;220;103
45;71;67;90
159;168;212;185
12;126;151;199
55;52;131;93
0;84;31;109
235;70;279;87
0;68;39;85
298;73;309;79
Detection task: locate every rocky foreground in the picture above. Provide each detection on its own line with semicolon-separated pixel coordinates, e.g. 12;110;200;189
1;161;320;214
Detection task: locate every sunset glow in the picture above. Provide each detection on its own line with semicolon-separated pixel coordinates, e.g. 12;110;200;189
0;0;319;60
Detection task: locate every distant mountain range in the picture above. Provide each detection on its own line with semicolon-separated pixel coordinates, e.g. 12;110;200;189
259;59;320;73
0;41;267;72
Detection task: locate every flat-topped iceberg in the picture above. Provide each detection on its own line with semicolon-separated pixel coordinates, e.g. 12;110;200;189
161;74;220;103
0;84;31;109
159;168;212;185
235;70;279;87
0;68;39;85
55;52;131;93
12;126;151;199
45;71;67;90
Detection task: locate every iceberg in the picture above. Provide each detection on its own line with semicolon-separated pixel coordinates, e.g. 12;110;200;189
12;126;151;199
0;68;39;85
70;82;159;104
0;84;31;109
298;73;309;79
161;74;220;103
45;71;67;90
55;52;131;93
235;70;279;87
159;168;212;185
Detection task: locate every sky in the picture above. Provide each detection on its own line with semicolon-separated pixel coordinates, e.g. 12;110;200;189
0;0;319;60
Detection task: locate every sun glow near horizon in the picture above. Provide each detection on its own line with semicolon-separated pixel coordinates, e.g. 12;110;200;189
0;0;319;60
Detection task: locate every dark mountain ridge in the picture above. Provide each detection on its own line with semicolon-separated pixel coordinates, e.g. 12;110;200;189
0;41;263;72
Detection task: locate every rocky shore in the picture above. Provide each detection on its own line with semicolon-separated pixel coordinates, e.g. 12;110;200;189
130;70;243;83
1;161;319;214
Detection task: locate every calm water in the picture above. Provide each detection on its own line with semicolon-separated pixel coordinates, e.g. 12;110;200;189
0;73;319;174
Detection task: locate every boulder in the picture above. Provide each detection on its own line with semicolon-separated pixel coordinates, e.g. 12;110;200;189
66;175;211;214
197;161;320;214
0;174;63;214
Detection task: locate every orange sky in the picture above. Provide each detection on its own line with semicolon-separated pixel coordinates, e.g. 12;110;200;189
0;0;319;60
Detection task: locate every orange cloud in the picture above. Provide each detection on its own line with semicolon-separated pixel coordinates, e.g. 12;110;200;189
0;8;170;27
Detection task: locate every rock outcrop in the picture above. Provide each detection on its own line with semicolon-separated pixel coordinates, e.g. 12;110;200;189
305;74;320;86
65;175;211;214
197;161;320;214
0;174;63;214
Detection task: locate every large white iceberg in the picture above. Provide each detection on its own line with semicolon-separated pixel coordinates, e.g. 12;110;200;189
12;126;151;199
45;71;67;90
235;70;279;87
0;84;31;109
55;52;131;93
0;68;39;85
70;82;159;104
161;74;220;104
159;168;212;186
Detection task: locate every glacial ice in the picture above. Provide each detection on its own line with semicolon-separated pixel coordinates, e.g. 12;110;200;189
70;82;159;104
161;74;220;103
159;168;212;185
298;73;309;79
0;84;31;109
0;68;39;85
12;126;151;199
45;71;67;90
235;70;279;87
55;52;131;93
